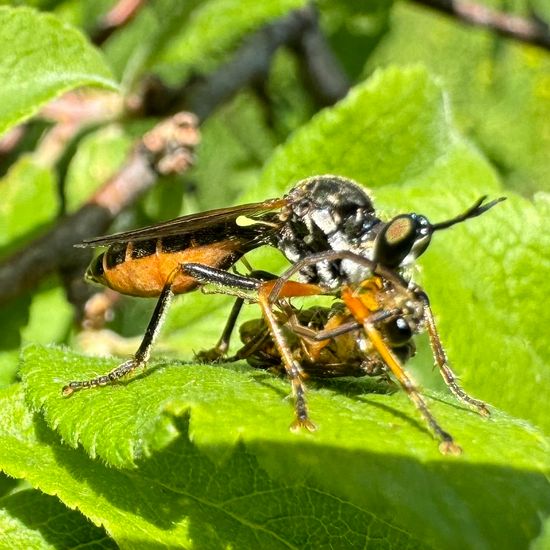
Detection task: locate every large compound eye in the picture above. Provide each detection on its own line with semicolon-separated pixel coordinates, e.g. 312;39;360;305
384;317;413;346
374;214;433;267
374;215;417;267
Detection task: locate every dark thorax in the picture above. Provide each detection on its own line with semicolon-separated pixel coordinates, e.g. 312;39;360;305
271;175;505;294
273;175;384;289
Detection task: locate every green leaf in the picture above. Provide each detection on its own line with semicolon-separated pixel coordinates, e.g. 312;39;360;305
64;125;133;212
1;382;428;549
0;155;64;386
0;473;18;499
53;0;114;33
363;1;550;194
0;156;58;257
531;0;550;20
0;294;31;390
14;347;550;549
266;50;317;140
254;65;476;198
0;488;116;549
0;6;118;137
102;0;199;85
0;278;73;388
21;282;73;345
0;351;22;388
532;517;550;550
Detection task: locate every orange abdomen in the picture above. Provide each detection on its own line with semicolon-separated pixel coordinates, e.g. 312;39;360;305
88;236;244;297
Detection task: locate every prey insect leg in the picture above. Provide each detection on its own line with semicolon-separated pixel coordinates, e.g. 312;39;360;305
417;290;490;417
288;318;360;342
225;327;273;362
342;288;462;455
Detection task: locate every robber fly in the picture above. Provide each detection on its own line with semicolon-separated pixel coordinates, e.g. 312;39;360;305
64;175;504;453
64;174;379;396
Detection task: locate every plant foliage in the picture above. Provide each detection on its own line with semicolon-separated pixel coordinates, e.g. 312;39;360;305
0;2;548;549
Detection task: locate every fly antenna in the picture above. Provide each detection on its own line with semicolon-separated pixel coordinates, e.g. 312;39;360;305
432;196;506;232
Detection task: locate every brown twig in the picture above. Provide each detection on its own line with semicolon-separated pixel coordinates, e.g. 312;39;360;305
0;113;199;306
412;0;550;51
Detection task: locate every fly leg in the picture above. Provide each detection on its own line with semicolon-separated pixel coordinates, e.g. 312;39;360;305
63;263;263;395
417;290;490;417
62;272;176;396
195;269;278;362
342;287;462;455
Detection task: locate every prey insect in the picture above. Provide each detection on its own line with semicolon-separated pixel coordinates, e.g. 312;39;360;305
63;175;504;453
207;271;489;455
228;299;410;380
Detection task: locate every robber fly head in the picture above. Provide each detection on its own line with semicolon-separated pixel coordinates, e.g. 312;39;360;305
277;176;505;288
373;196;506;268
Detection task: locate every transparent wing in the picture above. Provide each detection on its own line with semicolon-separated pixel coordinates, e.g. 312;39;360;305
76;198;286;247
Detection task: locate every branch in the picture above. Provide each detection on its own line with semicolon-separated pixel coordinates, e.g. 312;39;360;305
292;9;350;106
139;5;349;120
0;113;199;305
412;0;550;51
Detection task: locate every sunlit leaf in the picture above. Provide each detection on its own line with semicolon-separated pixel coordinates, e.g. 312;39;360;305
0;6;118;137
